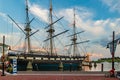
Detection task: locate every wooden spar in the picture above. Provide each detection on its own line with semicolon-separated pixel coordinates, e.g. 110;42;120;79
66;40;89;46
44;30;69;42
45;16;64;29
67;31;84;37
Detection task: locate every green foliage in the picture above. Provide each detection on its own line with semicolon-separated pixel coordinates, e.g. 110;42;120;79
93;57;120;63
6;64;13;73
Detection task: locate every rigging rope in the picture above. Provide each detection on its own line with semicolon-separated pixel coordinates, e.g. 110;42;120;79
68;43;72;56
78;35;87;55
10;23;14;49
12;34;24;50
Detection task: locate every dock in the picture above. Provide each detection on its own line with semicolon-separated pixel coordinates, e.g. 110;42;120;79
0;71;118;80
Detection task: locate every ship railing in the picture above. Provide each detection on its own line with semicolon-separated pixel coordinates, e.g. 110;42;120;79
8;53;85;61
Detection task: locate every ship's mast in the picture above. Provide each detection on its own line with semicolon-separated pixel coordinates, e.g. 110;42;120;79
24;0;31;53
72;8;77;56
66;8;89;56
47;0;54;55
45;0;68;56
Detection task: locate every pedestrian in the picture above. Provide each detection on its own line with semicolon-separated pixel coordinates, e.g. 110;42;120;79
109;68;115;77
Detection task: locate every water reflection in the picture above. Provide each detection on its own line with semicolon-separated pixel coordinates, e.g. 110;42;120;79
84;62;120;71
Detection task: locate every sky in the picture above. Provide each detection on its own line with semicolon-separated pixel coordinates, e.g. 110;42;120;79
0;0;120;60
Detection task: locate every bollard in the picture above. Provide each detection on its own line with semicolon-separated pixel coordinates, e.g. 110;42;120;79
101;63;103;72
94;62;97;68
78;63;82;71
89;62;92;70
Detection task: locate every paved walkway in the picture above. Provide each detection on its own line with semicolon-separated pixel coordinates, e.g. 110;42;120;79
0;71;119;80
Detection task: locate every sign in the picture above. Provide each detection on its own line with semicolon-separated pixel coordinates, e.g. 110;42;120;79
12;59;17;74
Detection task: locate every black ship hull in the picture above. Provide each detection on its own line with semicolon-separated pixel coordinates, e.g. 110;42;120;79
8;53;84;71
9;59;82;71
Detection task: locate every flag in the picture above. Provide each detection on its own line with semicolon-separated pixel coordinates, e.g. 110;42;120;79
109;42;117;55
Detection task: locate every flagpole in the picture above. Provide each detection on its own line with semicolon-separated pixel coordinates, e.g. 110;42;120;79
112;31;115;70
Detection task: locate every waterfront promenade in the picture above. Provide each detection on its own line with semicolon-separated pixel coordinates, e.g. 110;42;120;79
0;71;118;80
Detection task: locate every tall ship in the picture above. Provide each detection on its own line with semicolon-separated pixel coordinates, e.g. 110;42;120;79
6;0;88;71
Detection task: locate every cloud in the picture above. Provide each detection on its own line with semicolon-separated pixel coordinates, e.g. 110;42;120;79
101;0;120;13
58;7;93;23
28;2;49;23
90;53;103;58
0;12;11;24
0;12;7;18
56;7;120;50
58;8;101;37
86;52;104;61
75;7;94;20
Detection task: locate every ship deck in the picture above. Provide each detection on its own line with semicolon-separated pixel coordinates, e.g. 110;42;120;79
8;53;86;64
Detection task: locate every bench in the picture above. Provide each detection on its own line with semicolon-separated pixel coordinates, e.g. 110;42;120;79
116;72;120;79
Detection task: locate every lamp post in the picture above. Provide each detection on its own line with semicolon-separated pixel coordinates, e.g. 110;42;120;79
107;31;120;76
1;36;6;76
112;31;115;70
